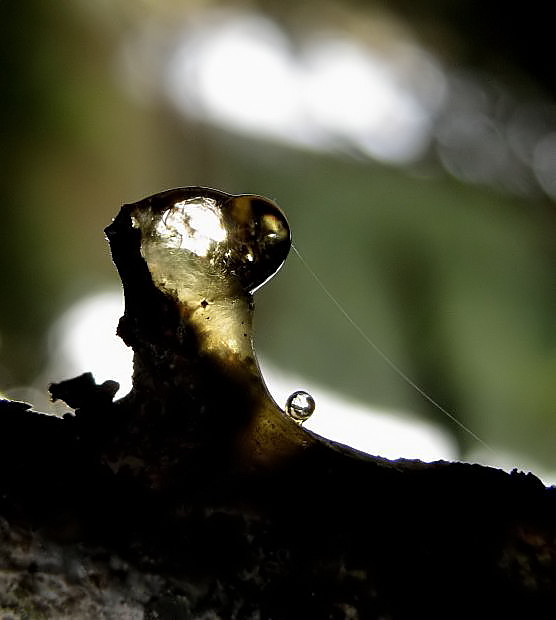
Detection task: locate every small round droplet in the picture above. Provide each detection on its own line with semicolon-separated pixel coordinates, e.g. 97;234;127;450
285;390;315;423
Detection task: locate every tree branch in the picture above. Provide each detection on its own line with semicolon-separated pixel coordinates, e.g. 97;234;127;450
1;188;555;619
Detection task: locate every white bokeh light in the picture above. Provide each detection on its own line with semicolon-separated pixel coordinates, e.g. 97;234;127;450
303;38;433;162
49;291;133;398
163;11;443;163
118;9;554;199
48;291;455;461
260;359;457;462
47;291;556;481
165;14;310;144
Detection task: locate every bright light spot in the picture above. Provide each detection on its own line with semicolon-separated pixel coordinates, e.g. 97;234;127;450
163;12;443;162
166;14;310;144
47;290;454;460
183;200;226;241
303;38;432;162
49;292;133;397
157;198;226;257
260;359;457;462
119;10;555;199
46;295;542;473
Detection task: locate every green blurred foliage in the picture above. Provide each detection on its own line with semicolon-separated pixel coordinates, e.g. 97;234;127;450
0;1;166;381
1;1;556;470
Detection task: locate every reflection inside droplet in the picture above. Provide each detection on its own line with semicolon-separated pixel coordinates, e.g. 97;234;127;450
124;188;292;362
286;390;316;423
154;198;227;257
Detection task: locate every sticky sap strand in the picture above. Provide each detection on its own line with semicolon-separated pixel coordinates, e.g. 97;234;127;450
291;244;498;457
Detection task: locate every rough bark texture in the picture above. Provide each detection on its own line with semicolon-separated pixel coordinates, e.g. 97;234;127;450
1;190;556;619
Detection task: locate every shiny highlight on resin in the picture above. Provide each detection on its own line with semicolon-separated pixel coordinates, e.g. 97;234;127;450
120;187;317;452
126;187;290;363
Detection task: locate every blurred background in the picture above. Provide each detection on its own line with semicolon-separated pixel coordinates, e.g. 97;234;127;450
2;1;556;479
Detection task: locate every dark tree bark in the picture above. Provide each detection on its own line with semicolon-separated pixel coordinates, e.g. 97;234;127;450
1;188;555;619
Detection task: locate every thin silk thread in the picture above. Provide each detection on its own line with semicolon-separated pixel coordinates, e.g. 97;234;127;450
291;244;497;456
